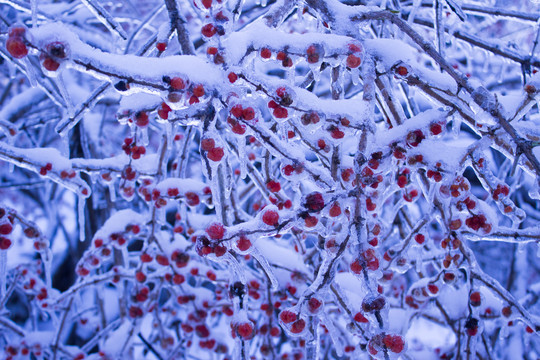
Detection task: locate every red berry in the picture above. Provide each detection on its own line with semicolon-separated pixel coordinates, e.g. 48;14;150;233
167;188;179;197
193;84;205;97
231;122;246;135
430;123;443;135
206;270;216;281
262;210;279;226
77;266;90;276
6;38;28;59
185;192;200;206
236;236;251;251
346;54;361;68
135;112;149;127
329;202;341;217
201;24;216;37
308;297;322;313
282;57;293;67
502;306;512;317
0;223;13;235
140;253;153;263
8;26;26;37
242;107;255;120
397;175;408;188
273;106;288;119
201;138;216;151
354;312;369;323
305;192;325;212
0;237;12;250
43;57;60;71
136;271;146;283
156;42;167;52
279;310;297;324
171;77;185;90
414;234;425;244
266;180;281;193
283;164;294;176
470;291;481;307
236;322;253;339
201;0;212;9
156;254;169;266
260;48;272;59
348;43;361;53
231;104;243;118
366;198;376;211
290;319;306;334
383;335;404;353
207;147;224;161
350;259;362;274
306;44;320;64
195;324;210;338
214;245;227;257
228;72;238;83
206;223;225;240
396;66;408;76
330;127;344;139
304;215;318;227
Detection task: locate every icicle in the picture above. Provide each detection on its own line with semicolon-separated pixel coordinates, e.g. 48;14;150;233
320;312;344;357
78;195;86;242
54;74;75;117
56;82;110;136
452;115;462;139
0;250;6;300
224;253;246;284
60;131;70;157
250;248;278;290
23;58;38;87
140;127;149;147
350;67;360;86
305;319;319;360
307;256;332;293
121;245;129;272
224;160;233;201
237;138;247;180
108;182;116;202
407;0;423;24
42;248;52;289
166;122;173;151
31;0;38;28
528;177;540;200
